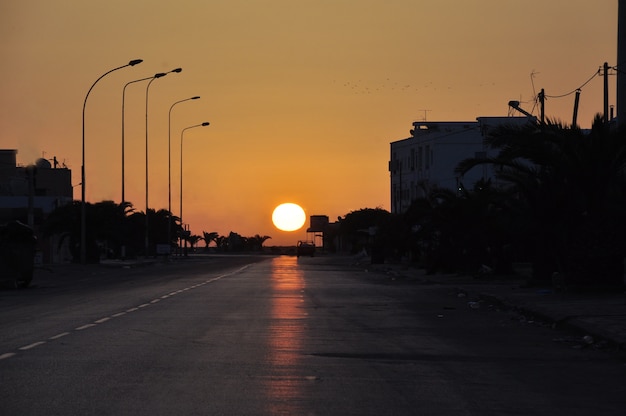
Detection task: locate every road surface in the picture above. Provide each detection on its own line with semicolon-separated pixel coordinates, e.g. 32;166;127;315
1;255;624;415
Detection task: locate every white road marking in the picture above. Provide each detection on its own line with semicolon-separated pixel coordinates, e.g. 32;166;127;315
1;264;253;361
19;341;46;351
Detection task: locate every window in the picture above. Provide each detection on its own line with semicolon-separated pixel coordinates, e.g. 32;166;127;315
418;147;423;171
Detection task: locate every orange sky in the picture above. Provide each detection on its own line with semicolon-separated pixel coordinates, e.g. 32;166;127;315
0;0;618;245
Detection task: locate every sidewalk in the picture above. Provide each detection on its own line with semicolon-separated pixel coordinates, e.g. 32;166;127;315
360;261;626;350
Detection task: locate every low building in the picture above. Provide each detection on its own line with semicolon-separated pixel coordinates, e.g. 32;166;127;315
0;149;74;263
0;149;73;226
389;116;533;214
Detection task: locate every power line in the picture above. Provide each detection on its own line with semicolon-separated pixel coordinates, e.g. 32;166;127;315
544;68;600;99
613;64;626;75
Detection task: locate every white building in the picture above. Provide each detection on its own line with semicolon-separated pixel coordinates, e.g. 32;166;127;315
389;116;534;214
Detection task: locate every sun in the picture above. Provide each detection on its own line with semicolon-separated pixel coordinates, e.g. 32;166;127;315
272;203;306;232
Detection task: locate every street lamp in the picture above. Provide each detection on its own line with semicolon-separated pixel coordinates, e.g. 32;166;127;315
180;122;210;255
168;96;200;253
144;67;182;256
121;73;167;204
81;59;142;264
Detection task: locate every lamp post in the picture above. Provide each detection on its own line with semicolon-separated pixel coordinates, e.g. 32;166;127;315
144;67;182;256
121;73;166;204
180;122;210;255
167;96;200;254
81;59;142;264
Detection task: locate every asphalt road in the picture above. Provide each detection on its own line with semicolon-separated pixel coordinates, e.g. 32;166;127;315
1;255;625;415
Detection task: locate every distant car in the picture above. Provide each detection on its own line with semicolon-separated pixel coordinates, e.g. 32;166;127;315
0;221;37;288
296;241;315;257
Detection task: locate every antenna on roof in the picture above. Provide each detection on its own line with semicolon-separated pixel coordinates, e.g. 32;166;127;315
417;109;431;121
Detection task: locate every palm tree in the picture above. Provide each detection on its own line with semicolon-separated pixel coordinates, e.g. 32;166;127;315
202;231;219;250
455;117;626;289
147;209;174;248
215;235;228;251
91;200;135;259
126;210;147;257
402;179;511;274
247;234;271;251
42;200;136;262
186;234;202;250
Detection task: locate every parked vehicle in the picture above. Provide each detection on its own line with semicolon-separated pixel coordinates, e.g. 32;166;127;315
0;221;37;288
296;240;315;257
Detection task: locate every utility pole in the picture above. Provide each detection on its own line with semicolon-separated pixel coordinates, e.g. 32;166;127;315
538;89;545;125
618;0;626;128
572;89;581;128
26;166;35;229
604;62;610;125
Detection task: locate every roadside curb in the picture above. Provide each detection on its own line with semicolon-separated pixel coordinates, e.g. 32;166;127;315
357;260;626;351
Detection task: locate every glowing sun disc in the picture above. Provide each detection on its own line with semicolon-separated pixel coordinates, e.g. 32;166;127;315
272;203;306;232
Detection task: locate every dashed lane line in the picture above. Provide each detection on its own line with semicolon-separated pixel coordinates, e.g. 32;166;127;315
0;264;252;361
19;341;46;351
75;324;97;331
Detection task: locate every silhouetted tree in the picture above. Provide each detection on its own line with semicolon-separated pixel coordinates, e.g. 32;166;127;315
186;234;202;250
42;200;136;262
147;209;175;248
41;201;82;261
125;210;146;257
247;234;271;251
227;232;244;251
456;116;626;290
339;208;391;255
202;231;219;249
403;179;513;274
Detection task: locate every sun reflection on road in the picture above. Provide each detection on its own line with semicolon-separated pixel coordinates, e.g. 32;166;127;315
265;255;307;415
